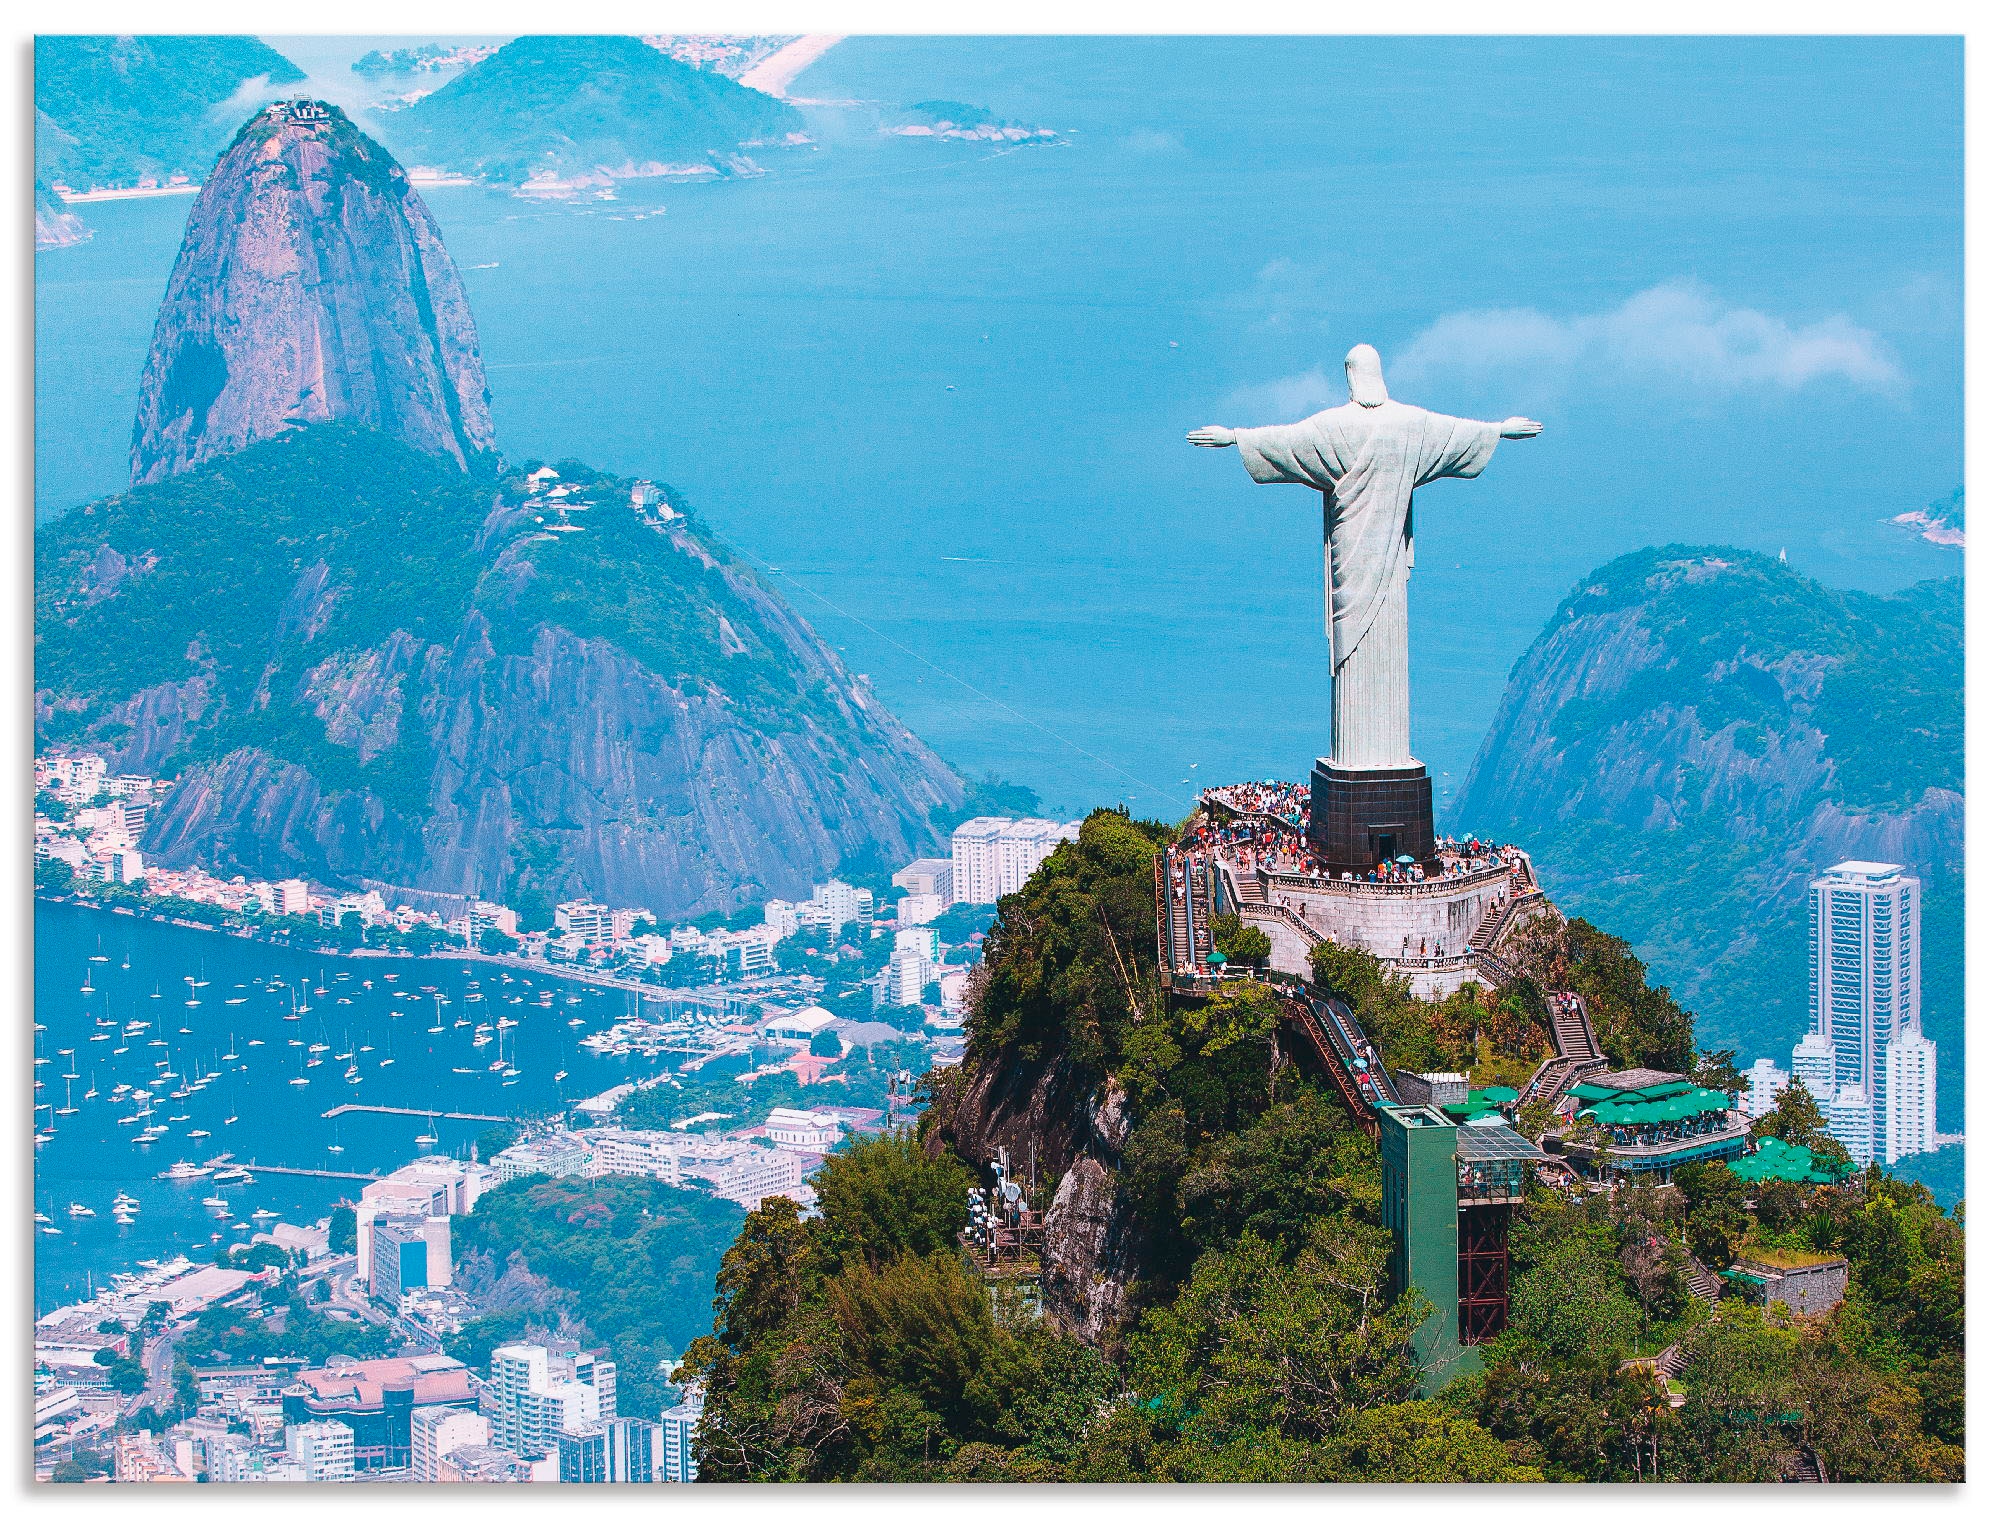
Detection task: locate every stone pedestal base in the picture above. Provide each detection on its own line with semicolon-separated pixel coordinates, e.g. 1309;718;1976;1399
1309;759;1435;872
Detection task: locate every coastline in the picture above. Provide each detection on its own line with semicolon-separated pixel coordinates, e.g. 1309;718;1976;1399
738;33;846;98
58;183;200;203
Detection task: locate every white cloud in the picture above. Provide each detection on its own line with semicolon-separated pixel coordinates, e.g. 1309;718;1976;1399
205;73;293;125
1390;281;1907;403
1119;129;1183;155
1220;367;1341;420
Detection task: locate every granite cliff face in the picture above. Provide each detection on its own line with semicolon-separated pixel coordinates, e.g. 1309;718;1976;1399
1453;546;1962;1106
928;1025;1143;1344
129;100;493;485
38;429;963;918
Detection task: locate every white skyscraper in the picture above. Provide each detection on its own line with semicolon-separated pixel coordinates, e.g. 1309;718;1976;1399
1741;1058;1790;1122
1806;860;1921;1164
1882;1026;1939;1165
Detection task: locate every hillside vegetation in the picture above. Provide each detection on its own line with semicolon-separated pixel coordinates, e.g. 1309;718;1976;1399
683;816;1962;1480
35;425;960;916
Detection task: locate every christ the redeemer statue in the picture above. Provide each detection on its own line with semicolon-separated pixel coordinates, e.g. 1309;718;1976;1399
1189;343;1540;869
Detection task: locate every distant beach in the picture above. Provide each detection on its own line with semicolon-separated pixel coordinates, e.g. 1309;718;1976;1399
739;34;845;98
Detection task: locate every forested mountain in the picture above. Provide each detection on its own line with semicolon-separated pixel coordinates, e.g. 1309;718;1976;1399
36;426;961;919
680;811;1963;1481
1452;547;1964;1134
33;35;305;189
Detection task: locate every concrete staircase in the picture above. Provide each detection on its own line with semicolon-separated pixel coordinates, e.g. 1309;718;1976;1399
1548;990;1603;1061
1682;1258;1723;1306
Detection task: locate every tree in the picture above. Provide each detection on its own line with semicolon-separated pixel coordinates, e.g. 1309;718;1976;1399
35;856;77;893
327;1204;357;1255
1208;912;1271;967
1510;1235;1643;1359
811;1133;970;1268
808;1028;842;1059
1691;1046;1748;1096
1325;1400;1542;1481
1674;1161;1750;1271
1751;1081;1851;1165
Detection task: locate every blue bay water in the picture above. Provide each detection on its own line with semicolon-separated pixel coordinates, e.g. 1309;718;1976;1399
32;901;672;1315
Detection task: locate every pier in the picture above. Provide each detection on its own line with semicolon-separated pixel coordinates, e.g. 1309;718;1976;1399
319;1103;511;1123
236;1162;383;1181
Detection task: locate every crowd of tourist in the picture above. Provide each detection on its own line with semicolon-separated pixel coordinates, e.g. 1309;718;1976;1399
1203;780;1309;831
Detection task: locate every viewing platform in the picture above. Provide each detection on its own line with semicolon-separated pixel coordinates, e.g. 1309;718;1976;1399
1160;781;1555;998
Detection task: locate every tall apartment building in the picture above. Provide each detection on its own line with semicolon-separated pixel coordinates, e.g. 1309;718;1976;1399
1882;1026;1938;1166
1824;1084;1876;1166
659;1384;705;1483
555;899;615;945
284;1419;357;1481
353;1157;489;1281
490;1345;617;1459
950;817;1081;905
1740;1058;1790;1122
1803;861;1933;1164
1789;1032;1836;1105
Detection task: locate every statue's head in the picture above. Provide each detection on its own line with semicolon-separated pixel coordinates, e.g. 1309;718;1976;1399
1345;344;1389;407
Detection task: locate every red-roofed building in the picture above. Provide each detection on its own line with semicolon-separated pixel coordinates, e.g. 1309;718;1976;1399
282;1353;477;1471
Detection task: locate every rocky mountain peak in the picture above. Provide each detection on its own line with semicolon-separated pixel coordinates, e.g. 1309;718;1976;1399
129;99;494;485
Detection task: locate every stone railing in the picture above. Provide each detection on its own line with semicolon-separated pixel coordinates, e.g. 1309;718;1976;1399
1258;860;1517;901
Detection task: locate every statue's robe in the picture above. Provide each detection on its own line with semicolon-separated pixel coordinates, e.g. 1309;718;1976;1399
1231;400;1501;770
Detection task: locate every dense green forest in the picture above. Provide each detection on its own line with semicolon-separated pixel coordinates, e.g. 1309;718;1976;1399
682;810;1963;1481
35;35;304;187
383;35;803;182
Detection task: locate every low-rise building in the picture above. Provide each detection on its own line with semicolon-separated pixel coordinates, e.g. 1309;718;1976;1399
282;1353;477;1471
410;1404;492;1481
490;1133;593;1183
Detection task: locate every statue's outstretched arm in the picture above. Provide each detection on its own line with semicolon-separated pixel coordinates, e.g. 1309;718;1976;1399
1498;417;1543;439
1186;425;1237;447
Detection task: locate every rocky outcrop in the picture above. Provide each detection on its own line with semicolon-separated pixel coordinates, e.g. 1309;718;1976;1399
929;1030;1144;1346
129;100;493;485
34;178;88;250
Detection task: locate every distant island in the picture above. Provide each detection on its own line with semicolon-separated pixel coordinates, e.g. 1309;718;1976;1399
352;43;499;77
380;34;808;194
886;99;1064;144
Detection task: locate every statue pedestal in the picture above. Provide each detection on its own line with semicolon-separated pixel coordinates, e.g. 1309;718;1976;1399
1309;760;1435;872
